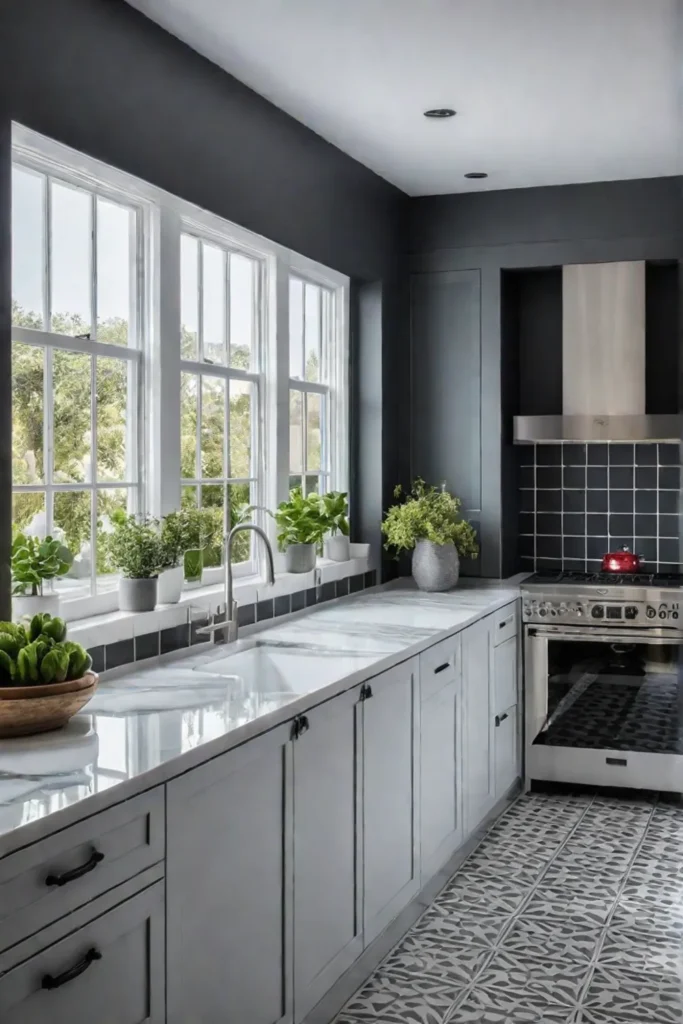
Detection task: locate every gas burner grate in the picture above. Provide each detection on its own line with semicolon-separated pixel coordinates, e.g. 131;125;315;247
525;569;683;588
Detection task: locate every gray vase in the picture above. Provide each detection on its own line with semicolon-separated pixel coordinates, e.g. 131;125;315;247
119;576;158;612
285;543;316;573
411;540;460;592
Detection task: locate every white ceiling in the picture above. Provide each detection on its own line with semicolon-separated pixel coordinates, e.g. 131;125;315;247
127;0;681;196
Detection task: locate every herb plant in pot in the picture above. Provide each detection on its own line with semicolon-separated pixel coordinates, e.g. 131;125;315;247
107;512;165;612
321;491;351;562
158;511;186;604
178;507;219;586
12;533;73;619
382;479;479;592
272;488;326;573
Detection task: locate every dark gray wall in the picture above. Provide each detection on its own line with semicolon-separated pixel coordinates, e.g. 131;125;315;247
0;0;410;608
409;177;682;577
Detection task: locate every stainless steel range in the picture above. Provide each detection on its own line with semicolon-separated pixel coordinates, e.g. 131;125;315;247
522;570;683;793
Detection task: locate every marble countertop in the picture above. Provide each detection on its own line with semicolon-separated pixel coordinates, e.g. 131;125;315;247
0;578;520;854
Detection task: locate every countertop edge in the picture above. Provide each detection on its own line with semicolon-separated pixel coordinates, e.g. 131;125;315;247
0;583;520;857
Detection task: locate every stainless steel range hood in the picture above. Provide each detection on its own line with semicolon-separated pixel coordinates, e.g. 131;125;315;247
513;260;680;443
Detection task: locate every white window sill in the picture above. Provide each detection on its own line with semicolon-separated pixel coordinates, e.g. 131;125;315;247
68;546;372;650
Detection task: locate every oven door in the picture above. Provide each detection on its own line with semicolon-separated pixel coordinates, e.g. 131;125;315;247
525;624;683;790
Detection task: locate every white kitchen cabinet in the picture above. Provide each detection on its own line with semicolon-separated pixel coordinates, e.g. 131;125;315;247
362;660;419;944
492;617;520;800
493;635;518;713
494;704;518;799
462;616;495;835
420;672;463;880
293;687;362;1023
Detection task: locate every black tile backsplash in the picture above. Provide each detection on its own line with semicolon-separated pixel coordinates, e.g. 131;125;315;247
85;571;376;672
519;442;680;572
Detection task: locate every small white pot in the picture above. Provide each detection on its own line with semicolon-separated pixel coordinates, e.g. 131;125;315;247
158;565;184;604
13;592;61;620
324;534;350;562
412;539;460;592
285;543;317;573
119;577;158;613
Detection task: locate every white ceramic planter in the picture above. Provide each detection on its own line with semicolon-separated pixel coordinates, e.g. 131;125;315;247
285;543;316;573
411;540;460;592
324;534;350;562
13;592;61;620
158;565;184;604
119;576;158;612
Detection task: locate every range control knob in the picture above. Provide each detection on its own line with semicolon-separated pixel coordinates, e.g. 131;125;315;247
575;606;583;617
646;606;656;620
659;609;667;620
539;605;547;617
558;603;567;617
625;606;638;620
591;605;604;619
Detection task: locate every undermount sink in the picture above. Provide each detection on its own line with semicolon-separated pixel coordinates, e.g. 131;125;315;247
193;642;340;695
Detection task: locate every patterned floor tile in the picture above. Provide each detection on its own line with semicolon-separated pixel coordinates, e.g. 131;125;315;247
500;914;604;964
621;874;683;907
413;904;510;947
523;887;614;928
639;835;683;860
581;966;683;1023
450;988;579;1022
436;872;530;914
539;865;622;902
551;847;633;877
475;950;587;1006
380;933;491;985
599;927;683;977
614;894;683;935
626;853;683;889
458;852;547;887
340;969;461;1023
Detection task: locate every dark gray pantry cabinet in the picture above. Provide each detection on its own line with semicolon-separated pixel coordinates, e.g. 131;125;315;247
0;601;519;1024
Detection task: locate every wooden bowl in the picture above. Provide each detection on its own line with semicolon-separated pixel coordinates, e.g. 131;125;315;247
0;673;99;738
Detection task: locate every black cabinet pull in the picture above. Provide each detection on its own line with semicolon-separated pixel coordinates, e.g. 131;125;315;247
360;683;373;701
434;662;450;675
606;757;627;767
495;712;509;727
45;848;104;887
300;715;310;734
42;948;102;990
291;714;310;740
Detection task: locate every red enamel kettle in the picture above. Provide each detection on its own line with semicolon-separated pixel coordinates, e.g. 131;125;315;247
601;546;643;573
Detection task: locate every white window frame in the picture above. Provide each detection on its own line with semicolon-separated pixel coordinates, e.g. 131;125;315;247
11;124;350;621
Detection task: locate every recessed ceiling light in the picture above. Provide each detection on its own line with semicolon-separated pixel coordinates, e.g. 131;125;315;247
464;171;488;179
423;108;456;119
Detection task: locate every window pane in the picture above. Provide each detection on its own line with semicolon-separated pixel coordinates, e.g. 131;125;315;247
304;284;321;382
54;490;92;596
51;181;92;336
201;376;226;478
181;485;198;509
12;490;45;536
97;488;129;586
181;372;198;479
289;390;303;473
305;475;320;496
229;379;251;479
229;253;254;370
202;242;226;365
97;197;132;346
12;341;44;484
289;475;302;494
180;234;199;360
96;357;128;482
12;166;44;328
227;481;253;564
201;484;225;567
289;278;304;379
53;350;91;483
306;392;322;472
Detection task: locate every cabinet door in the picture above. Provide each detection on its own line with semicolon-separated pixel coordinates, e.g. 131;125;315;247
0;880;164;1024
462;617;495;835
167;724;292;1024
493;634;518;714
293;687;362;1023
420;677;463;881
362;659;419;944
495;705;518;800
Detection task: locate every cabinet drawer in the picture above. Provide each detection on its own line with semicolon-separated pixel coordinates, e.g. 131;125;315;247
491;604;518;647
493;636;517;713
0;788;164;954
420;635;460;702
0;880;164;1023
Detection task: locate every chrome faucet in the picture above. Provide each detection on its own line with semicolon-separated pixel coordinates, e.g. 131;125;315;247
196;523;276;643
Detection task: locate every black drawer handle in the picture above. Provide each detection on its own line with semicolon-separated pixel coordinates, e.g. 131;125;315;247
42;948;102;990
45;848;104;888
606;757;627;767
434;662;450;675
495;712;509;727
499;618;513;630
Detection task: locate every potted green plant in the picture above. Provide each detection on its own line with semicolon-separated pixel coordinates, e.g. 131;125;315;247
177;507;221;586
381;479;479;592
321;491;351;562
107;512;165;612
158;511;186;604
0;614;97;738
271;488;326;573
11;533;73;619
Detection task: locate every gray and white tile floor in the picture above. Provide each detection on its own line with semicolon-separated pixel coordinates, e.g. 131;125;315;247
334;790;683;1023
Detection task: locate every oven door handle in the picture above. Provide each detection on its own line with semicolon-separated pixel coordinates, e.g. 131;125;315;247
527;627;678;645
